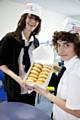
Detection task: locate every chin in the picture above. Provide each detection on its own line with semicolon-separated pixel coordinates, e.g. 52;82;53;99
61;57;69;61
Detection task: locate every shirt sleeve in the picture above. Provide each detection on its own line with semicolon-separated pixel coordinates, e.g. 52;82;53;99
66;70;80;110
0;36;12;66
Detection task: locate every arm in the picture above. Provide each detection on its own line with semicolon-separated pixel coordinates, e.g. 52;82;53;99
0;65;32;90
34;85;80;118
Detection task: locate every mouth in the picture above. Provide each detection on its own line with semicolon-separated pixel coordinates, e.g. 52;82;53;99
28;23;36;28
60;55;67;58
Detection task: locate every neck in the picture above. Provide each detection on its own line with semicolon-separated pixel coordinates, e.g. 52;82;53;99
23;29;31;41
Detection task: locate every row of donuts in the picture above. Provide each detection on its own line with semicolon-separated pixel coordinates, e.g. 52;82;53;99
27;63;52;84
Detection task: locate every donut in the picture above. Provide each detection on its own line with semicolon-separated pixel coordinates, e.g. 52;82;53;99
38;74;48;79
29;74;38;79
39;71;49;76
37;78;46;84
43;65;52;70
28;73;38;79
27;76;37;82
30;70;39;76
38;77;46;82
33;63;43;70
42;68;51;72
32;66;41;73
36;81;44;84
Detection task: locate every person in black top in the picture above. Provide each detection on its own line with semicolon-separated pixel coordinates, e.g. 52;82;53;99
0;3;42;105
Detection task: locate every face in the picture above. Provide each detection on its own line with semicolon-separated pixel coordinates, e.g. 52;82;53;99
25;14;39;32
56;40;76;61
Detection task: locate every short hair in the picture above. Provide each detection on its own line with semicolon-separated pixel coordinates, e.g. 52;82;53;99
52;31;80;58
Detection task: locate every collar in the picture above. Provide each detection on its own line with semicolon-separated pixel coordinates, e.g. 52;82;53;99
22;32;34;46
64;56;78;70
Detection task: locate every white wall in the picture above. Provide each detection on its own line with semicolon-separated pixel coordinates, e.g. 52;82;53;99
0;0;24;39
72;16;80;21
0;0;67;43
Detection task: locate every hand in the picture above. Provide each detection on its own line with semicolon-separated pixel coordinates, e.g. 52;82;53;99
34;85;50;97
53;65;61;72
17;76;33;91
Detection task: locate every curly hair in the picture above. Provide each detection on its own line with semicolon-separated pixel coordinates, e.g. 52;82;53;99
52;31;80;58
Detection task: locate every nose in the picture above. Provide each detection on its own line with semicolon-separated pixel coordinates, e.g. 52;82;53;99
58;45;65;51
57;46;65;55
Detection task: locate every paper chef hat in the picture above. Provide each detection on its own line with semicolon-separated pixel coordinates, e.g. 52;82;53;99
23;3;42;19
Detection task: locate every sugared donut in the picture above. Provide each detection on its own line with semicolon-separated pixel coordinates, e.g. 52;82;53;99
30;70;39;76
42;68;51;72
39;71;49;76
27;76;37;82
37;78;46;84
38;74;48;79
28;73;38;79
32;66;41;73
43;65;52;70
33;63;43;70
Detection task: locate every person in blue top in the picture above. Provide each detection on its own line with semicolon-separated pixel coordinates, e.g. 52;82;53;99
34;31;80;119
0;3;42;105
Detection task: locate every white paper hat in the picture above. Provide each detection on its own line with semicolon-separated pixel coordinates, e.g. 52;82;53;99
23;3;42;19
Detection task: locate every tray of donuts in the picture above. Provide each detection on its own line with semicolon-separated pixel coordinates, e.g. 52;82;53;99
24;63;53;89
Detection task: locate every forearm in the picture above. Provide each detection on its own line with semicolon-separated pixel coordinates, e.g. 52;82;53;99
46;92;80;118
0;65;33;90
34;86;80;118
0;65;20;83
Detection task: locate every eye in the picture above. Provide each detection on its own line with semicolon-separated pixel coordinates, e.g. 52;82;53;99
64;44;69;47
64;43;71;47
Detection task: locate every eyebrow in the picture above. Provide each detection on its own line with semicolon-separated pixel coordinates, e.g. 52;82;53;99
58;41;71;44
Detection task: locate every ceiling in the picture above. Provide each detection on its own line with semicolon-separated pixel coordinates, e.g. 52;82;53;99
9;0;80;16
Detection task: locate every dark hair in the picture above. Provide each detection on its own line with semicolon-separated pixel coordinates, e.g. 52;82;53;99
16;13;41;36
52;31;80;58
4;13;41;42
